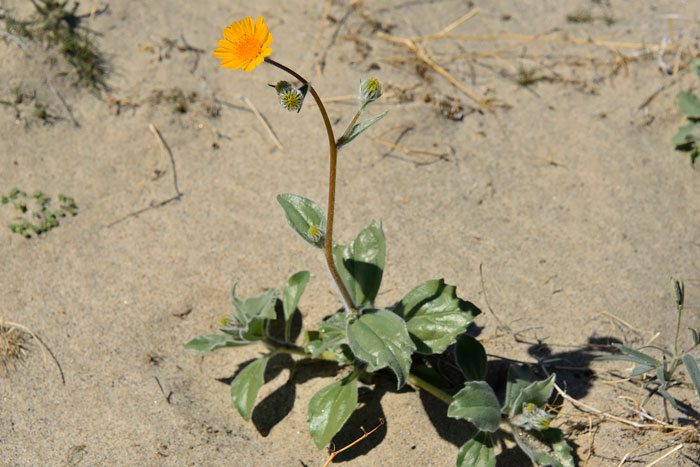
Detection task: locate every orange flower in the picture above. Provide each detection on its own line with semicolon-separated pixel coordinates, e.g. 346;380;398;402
214;17;273;72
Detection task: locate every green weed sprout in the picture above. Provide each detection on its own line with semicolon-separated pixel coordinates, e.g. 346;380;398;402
2;188;77;238
186;16;572;466
672;59;700;165
597;280;700;421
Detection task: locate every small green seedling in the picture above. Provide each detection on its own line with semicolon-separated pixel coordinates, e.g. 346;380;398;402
2;188;77;238
186;16;570;466
597;279;700;420
4;0;108;90
672;59;700;165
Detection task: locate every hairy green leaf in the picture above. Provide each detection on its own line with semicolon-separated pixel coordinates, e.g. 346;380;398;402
512;429;565;467
456;334;487;380
503;365;537;414
510;374;556;417
393;279;481;354
333;221;385;308
538;429;575;467
230;356;269;421
184;333;244;353
682;354;700;403
448;381;502;432
595;343;661;368
347;309;416;388
689;328;700;348
336;110;388;149
277;193;326;248
307;376;358;449
456;432;495;467
305;312;349;360
283;270;310;322
678;91;700;119
230;284;278;324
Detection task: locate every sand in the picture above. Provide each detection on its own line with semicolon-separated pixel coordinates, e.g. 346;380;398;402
1;0;700;465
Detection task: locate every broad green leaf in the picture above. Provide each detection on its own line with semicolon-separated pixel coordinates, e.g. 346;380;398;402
184;333;244;353
678;91;700;118
230;357;269;421
282;270;310;322
393;279;481;354
510;374;556;417
456;432;495;467
230;284;278;324
512;429;564;467
448;381;501;432
346;309;416;388
307;376;358;449
537;429;575;467
333;221;385;308
305;312;349;360
671;122;700;147
277;193;326;248
503;365;537;414
455;334;487;381
410;364;452;389
336;111;388;149
682;354;700;402
689;328;700;347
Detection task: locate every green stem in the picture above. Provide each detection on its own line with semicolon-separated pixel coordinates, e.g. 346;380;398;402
674;302;683;357
408;372;454;405
339;108;363;143
264;57;356;315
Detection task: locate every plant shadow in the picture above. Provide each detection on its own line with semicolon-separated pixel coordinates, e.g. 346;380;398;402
527;336;623;399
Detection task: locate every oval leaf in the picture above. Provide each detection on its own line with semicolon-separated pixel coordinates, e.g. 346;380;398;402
334;221;385;308
283;270;310;322
277;193;326;248
510;374;556;417
230;356;269;421
393;279;481;354
456;334;487;381
448;381;502;432
456;432;496;467
347;309;416;388
678;91;700;119
184;333;244;353
307;377;358;449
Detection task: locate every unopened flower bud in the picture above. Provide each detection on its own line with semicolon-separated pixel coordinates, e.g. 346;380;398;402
308;225;325;243
359;77;382;106
269;81;308;112
511;403;553;431
672;279;684;307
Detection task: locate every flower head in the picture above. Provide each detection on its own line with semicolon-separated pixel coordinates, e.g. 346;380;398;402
359;77;382;106
214;17;273;72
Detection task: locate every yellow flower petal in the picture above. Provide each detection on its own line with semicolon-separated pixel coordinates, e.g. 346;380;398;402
214;16;273;72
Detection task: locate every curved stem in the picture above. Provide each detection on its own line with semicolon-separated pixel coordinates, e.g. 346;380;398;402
408;372;454;405
265;58;356;314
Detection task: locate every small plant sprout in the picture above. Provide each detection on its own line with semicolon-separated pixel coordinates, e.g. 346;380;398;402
597;279;700;421
186;16;571;466
672;59;700;165
2;188;77;238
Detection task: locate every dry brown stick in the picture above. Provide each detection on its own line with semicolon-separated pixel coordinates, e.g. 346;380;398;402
89;0;100;21
149;124;182;197
321;418;384;467
411;7;480;42
240;95;283;151
377;32;489;109
440;33;674;52
644;443;683;467
553;382;666;430
616;430;687;467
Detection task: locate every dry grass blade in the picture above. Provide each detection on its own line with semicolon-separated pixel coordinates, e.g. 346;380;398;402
1;320;65;384
240;95;283;151
322;418;384;467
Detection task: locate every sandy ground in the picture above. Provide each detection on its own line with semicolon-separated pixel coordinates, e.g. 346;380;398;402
2;0;700;465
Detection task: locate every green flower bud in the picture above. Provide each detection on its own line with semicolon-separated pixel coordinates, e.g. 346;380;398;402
672;279;684;307
269;81;293;93
359;77;382;106
510;403;553;431
269;81;308;112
